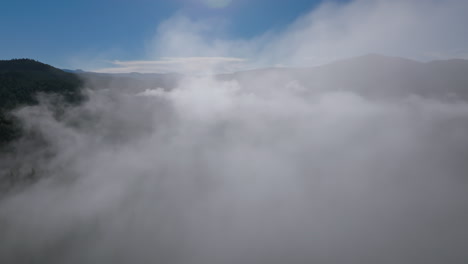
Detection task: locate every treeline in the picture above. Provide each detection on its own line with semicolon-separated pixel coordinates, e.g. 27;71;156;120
0;59;84;145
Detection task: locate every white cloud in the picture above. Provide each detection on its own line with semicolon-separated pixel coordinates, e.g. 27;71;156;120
84;0;468;73
146;0;468;70
261;0;468;65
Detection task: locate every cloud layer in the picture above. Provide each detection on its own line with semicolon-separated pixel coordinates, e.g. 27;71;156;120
1;71;468;263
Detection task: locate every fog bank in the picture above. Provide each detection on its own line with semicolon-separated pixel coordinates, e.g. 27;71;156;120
1;71;468;263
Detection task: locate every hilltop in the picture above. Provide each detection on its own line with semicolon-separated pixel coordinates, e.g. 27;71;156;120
0;59;83;144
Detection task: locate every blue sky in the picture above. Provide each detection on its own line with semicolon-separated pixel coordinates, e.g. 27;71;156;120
0;0;332;69
3;0;467;73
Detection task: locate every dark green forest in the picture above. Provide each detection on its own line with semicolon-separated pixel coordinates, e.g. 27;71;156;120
0;59;83;145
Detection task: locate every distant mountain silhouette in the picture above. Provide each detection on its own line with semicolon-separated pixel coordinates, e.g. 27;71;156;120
0;59;83;145
220;54;468;100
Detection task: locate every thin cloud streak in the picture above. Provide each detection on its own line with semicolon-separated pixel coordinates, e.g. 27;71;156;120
94;57;246;74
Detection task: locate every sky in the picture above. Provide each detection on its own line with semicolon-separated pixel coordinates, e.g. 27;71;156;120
2;0;468;73
0;0;332;69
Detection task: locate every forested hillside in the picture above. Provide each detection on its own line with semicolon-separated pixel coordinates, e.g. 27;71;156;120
0;59;83;145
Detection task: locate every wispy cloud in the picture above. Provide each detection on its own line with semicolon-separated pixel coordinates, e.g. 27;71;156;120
75;0;468;72
94;57;246;74
148;0;468;68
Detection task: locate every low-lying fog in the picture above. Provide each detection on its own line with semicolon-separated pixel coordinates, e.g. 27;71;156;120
1;59;468;263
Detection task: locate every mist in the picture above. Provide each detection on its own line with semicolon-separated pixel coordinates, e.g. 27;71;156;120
1;0;468;263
